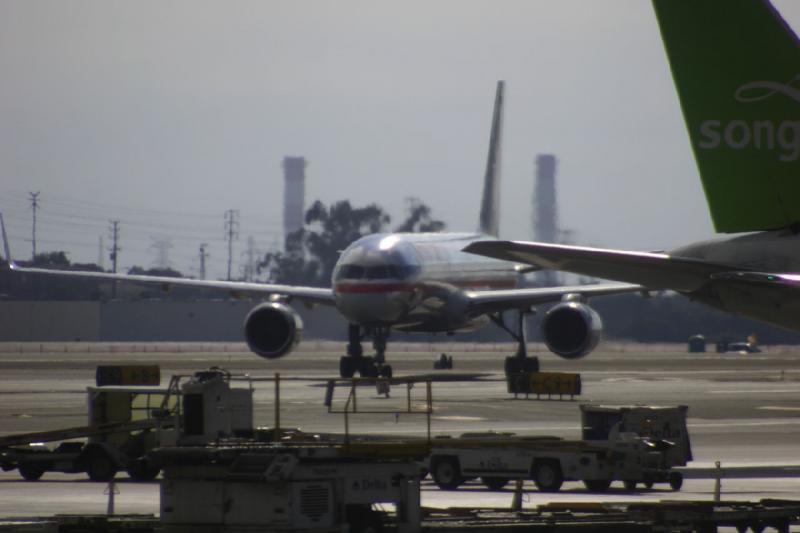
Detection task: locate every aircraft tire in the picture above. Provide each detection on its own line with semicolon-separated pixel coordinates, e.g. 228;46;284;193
339;357;356;378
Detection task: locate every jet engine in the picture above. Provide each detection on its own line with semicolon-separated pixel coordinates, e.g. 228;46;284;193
541;301;602;359
243;302;303;359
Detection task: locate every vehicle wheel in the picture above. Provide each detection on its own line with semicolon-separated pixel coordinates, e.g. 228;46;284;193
126;458;160;482
583;479;612;492
481;476;510;490
379;364;393;379
431;457;463;490
340;356;356;378
668;471;683;491
86;452;117;482
18;463;45;481
623;480;638;491
643;478;655;489
533;461;563;492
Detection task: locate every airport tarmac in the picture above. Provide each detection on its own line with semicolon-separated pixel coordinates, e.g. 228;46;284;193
0;341;799;519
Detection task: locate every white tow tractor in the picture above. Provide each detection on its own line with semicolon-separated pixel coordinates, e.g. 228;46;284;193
427;405;691;492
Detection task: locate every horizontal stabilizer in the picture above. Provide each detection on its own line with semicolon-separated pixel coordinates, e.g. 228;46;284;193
464;240;738;293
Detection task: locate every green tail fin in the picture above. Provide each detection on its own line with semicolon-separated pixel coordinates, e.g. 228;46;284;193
653;0;800;233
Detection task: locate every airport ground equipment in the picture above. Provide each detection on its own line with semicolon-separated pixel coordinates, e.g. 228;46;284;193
0;368;254;481
426;430;681;493
580;404;692;476
154;445;422;533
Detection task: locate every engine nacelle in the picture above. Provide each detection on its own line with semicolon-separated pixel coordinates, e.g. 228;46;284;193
541;302;602;360
243;302;303;359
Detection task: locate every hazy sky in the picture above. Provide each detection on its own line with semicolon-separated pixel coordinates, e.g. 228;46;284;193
2;1;798;281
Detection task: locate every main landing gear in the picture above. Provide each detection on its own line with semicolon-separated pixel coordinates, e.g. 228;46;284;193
489;310;539;376
339;324;394;379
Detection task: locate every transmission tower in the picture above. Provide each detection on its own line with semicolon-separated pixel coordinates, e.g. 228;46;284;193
199;243;209;280
150;238;173;270
241;236;258;282
224;209;239;281
29;191;40;261
108;220;121;298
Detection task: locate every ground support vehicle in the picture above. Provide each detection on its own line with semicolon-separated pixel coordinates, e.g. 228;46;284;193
0;368;253;482
427;431;682;492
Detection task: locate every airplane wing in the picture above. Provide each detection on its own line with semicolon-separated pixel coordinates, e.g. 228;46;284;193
0;213;333;305
5;262;335;305
465;282;646;315
463;240;740;293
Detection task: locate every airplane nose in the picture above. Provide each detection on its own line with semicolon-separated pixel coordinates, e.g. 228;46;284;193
335;292;406;324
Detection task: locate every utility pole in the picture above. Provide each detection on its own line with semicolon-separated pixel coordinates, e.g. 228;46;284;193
98;235;105;270
224;209;239;281
108;220;120;299
29;191;40;261
199;243;209;280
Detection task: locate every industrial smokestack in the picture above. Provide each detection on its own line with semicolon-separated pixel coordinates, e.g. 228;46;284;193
533;154;559;286
282;156;306;245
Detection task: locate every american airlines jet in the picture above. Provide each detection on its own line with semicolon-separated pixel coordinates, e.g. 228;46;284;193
1;82;640;378
466;2;800;334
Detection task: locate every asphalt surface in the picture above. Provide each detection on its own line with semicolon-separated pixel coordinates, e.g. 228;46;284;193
1;341;799;518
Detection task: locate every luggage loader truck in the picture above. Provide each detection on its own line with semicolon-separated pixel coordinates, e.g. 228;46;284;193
0;368;253;481
427;405;691;492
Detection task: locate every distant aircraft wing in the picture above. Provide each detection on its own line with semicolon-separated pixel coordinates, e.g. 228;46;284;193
465;281;646;315
463;240;740;293
6;262;335;305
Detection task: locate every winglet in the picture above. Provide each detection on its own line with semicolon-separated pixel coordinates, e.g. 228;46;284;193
0;213;16;269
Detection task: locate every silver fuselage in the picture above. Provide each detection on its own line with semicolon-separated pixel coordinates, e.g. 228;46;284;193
332;233;518;332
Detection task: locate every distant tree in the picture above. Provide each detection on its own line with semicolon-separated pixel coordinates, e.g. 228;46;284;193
259;200;391;287
127;266;183;278
395;197;446;232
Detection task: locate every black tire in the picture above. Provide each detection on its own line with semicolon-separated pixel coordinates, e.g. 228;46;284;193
668;471;683;491
85;452;117;482
18;463;45;481
523;357;540;373
126;458;160;482
504;356;521;375
532;461;563;492
359;357;378;378
431;457;463;490
481;477;510;490
340;356;356;378
623;480;638;491
643;479;655;490
583;479;612;492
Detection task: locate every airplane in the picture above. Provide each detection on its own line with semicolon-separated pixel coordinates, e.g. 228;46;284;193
464;1;800;333
1;81;642;378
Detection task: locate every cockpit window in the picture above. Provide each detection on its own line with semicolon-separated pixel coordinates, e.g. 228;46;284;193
338;264;365;280
366;265;389;279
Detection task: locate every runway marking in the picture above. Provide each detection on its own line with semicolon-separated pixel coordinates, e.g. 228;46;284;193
707;389;800;394
757;406;800;412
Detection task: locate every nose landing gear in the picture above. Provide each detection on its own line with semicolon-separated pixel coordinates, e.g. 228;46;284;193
339;324;393;378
